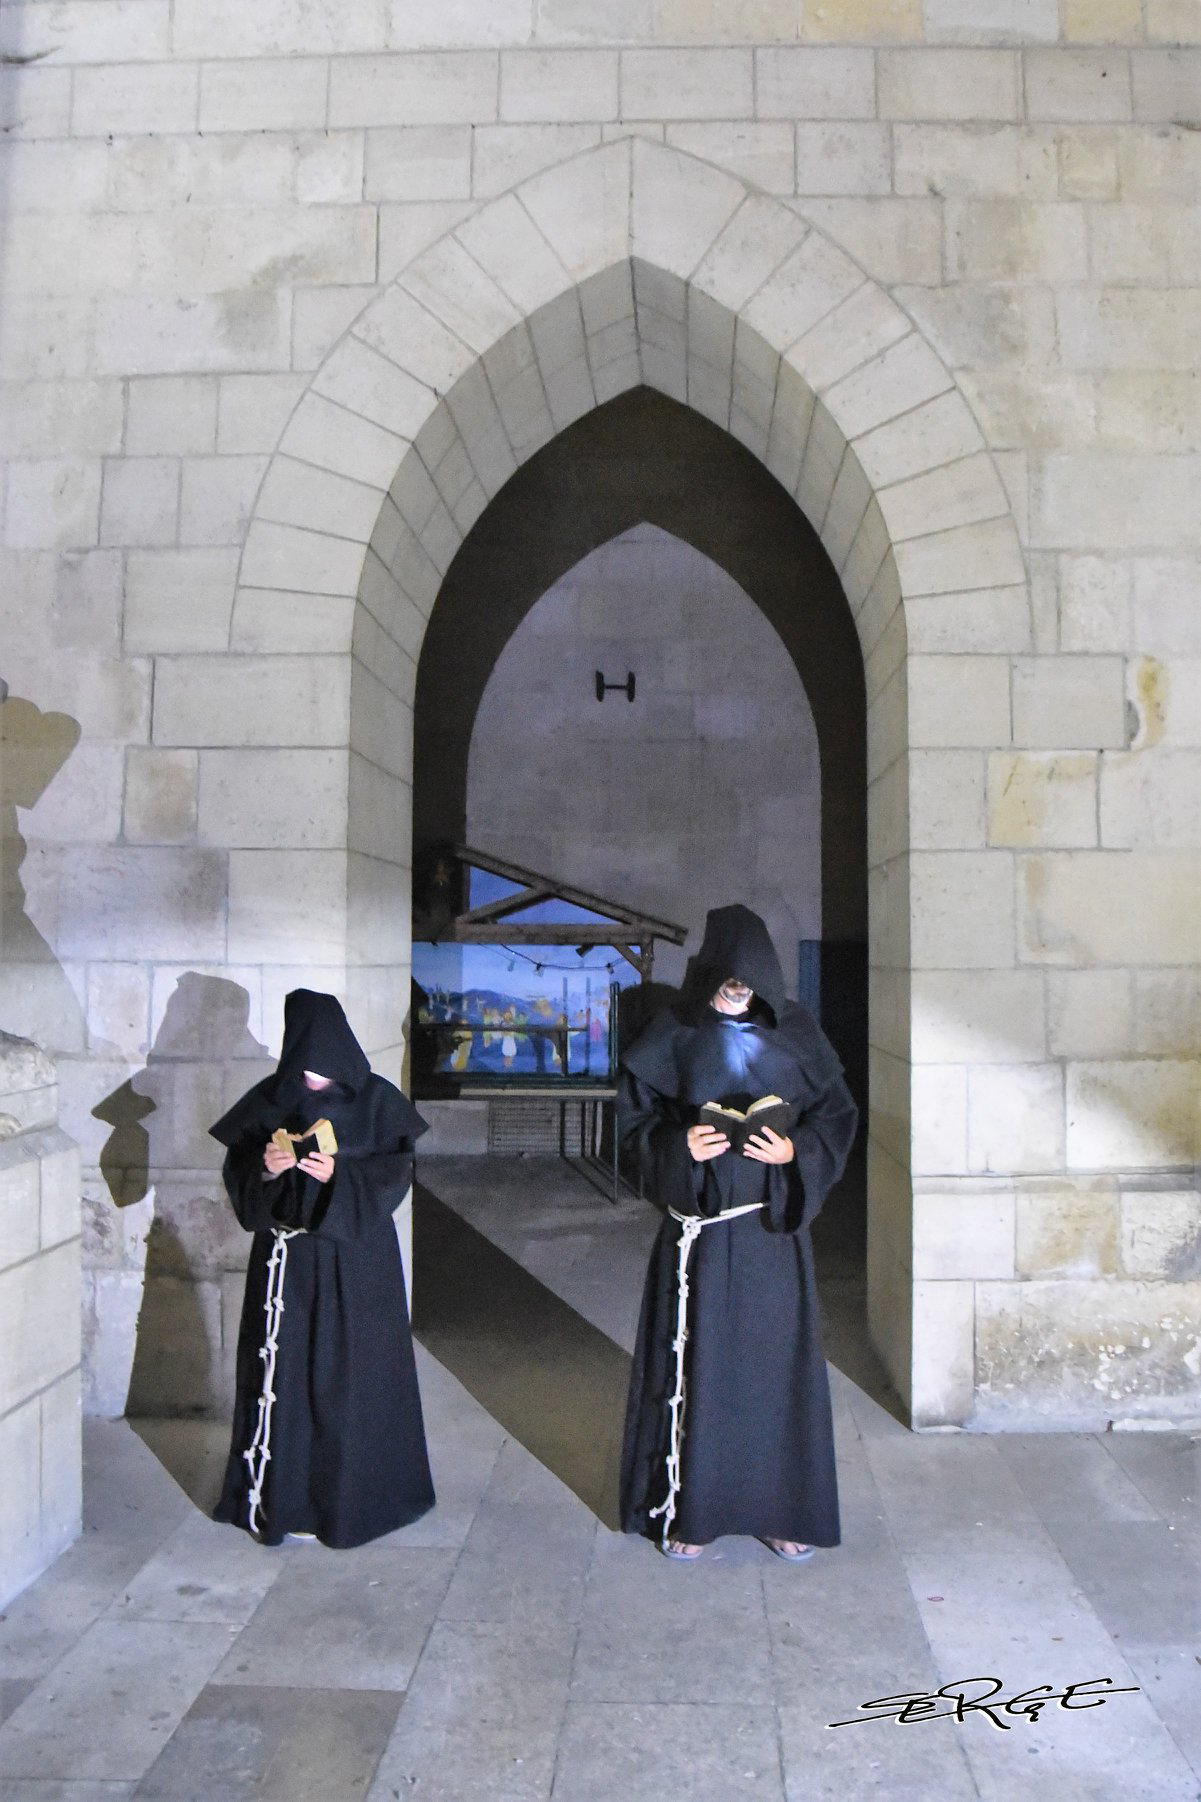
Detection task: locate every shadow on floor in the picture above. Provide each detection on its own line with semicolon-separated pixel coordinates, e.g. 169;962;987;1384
412;1182;630;1531
129;1415;230;1515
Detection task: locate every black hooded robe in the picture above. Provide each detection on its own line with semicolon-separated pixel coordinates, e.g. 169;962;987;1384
619;906;858;1549
209;989;435;1548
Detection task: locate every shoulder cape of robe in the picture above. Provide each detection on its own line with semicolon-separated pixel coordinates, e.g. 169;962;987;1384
619;906;858;1547
210;989;435;1548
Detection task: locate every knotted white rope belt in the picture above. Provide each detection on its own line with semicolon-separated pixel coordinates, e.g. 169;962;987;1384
647;1200;764;1550
243;1225;303;1535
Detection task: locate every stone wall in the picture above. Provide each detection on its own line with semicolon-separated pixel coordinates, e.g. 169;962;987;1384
1;2;1199;1426
0;1033;81;1608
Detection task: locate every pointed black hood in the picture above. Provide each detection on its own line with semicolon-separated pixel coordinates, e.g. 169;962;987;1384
680;904;788;1026
272;989;371;1097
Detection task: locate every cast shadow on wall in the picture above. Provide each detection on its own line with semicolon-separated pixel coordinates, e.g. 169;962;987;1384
0;688;86;1052
94;973;271;1428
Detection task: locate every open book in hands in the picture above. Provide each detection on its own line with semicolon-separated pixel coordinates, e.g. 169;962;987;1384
697;1096;796;1155
271;1117;339;1162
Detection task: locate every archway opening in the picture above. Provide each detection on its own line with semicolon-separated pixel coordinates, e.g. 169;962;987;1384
411;387;868;1276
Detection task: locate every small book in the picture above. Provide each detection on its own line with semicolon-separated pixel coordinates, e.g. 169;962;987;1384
698;1095;795;1154
272;1117;338;1160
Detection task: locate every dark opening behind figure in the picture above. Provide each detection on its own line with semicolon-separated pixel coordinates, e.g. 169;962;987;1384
209;989;435;1548
619;906;858;1560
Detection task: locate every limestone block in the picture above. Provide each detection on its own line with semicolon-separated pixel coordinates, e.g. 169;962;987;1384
290;287;374;373
0;66;72;139
52;847;224;964
126;377;217;457
1134;557;1201;656
976;1277;1201;1429
2;1;169;63
388;0;532;45
230;589;356;657
754;45;874;117
1125;49;1197;118
786;286;908;403
878;48;1018;120
0;294;93;382
793;197;944;287
1148;0;1201;43
908;748;985;851
802;0;921;40
910;1278;974;1428
280;393;408;492
355;288;478;400
454;198;567;322
0;1147;39;1273
328;51;497;127
519;140;631;281
124;548;238;655
1067;1059;1198;1169
311;340;430;449
475;123;601;198
1058;555;1131;654
153;653;350;749
968;1063;1064;1175
1063;0;1141;39
0;381;121;462
0;1238;80;1417
859;398;984;507
1;136;108;214
1136;970;1201;1056
895;124;1052;199
1097;370;1201;454
536;0;651;36
948;200;1087;283
910;850;1015;969
988;752;1097;850
198;748;349;850
1057;289;1201;372
0;1395;43;1606
94;293;292;377
124;1271;223;1417
910;1066;968;1176
690;195;807;316
5;460;100;551
742;231;860;355
163;206;376;295
1058;130;1120;201
793;122;889;195
913;1187;1015;1276
1016;1179;1119;1279
632;143;746;291
198;57;328;132
255;457;382;549
1011;656;1125;750
39;1366;83;1557
822;452;874;574
500;49;619;120
239;520;368;601
1025;49;1132;121
1120;1189;1201;1280
227;850;348;963
1020;851;1201;966
912;968;1046;1068
294;131;364;204
363;125;471;202
377;198;476;282
880;453;1008;548
922;0;1057;39
99;457;179;549
620;48;752;120
216;376;307;457
82;1266;142;1416
71;61;198;136
1101;748;1201;849
666;123;794;197
1047;969;1134;1060
908;655;1011;749
86;964;151;1062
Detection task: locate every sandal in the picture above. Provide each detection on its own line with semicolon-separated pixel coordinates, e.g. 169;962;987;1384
662;1540;704;1560
761;1538;815;1562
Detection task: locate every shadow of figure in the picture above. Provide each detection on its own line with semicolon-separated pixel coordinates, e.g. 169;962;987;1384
0;688;86;1052
94;973;271;1442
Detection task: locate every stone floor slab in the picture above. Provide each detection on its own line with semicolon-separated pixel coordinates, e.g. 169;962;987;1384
436;1437;597;1626
551;1702;786;1801
132;1684;402;1800
1099;1432;1201;1531
0;1678;37;1725
0;1784;138;1801
211;1547;456;1691
569;1528;772;1703
0;1620;239;1781
373;1349;506;1552
366;1620;575;1802
778;1690;981;1801
993;1433;1164;1525
103;1513;285;1626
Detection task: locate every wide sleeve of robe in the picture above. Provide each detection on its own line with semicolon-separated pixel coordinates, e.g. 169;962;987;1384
767;1065;859;1234
617;1068;702;1212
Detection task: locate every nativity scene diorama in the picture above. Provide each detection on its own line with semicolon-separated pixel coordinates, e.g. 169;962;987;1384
410;846;685;1097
